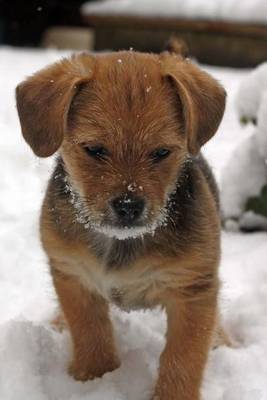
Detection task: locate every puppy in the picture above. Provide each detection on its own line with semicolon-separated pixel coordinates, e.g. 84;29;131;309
16;49;226;400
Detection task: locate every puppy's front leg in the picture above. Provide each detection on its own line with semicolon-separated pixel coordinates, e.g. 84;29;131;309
52;266;120;381
153;295;217;400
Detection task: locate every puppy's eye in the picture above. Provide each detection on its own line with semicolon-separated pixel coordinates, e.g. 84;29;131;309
151;148;171;162
84;145;109;160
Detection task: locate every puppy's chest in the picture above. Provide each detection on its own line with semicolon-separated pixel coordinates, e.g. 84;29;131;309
84;237;169;309
69;247;178;310
79;260;176;310
60;238;180;310
91;235;144;269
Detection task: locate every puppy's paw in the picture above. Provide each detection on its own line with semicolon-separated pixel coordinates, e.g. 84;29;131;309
151;394;198;400
152;382;199;400
68;363;95;381
151;394;199;400
68;355;120;382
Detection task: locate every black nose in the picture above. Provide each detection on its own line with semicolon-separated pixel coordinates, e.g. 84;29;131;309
112;195;145;225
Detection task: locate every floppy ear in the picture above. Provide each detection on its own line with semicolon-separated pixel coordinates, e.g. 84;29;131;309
16;53;95;157
161;55;226;155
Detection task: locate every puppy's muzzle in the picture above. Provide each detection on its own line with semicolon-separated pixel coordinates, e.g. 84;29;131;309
111;194;145;226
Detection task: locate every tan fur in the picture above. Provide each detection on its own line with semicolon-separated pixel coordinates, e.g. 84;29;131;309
16;49;226;400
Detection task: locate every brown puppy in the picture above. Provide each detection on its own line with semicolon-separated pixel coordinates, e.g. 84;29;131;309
16;50;226;400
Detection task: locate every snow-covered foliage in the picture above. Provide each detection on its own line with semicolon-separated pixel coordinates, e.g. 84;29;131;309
221;63;267;230
1;49;267;399
81;0;267;24
236;63;267;128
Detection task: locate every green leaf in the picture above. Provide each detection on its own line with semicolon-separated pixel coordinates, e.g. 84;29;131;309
240;116;257;126
245;184;267;217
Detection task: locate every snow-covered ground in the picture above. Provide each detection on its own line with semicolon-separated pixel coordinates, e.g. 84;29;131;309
0;48;267;400
81;0;267;24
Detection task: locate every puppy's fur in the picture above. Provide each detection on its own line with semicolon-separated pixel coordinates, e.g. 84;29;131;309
16;49;226;400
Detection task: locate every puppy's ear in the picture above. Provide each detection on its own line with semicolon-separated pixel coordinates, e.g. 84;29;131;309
161;55;226;155
16;54;95;157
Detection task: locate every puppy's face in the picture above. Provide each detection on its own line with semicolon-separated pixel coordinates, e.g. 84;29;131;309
63;57;187;238
16;52;226;239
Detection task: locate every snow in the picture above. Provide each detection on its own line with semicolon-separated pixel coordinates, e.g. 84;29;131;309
1;47;267;399
81;0;267;24
221;63;267;226
236;63;267;123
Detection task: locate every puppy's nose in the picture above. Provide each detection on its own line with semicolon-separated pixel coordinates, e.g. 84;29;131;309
112;195;145;225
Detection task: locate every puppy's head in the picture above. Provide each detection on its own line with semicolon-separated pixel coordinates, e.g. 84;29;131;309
16;51;225;240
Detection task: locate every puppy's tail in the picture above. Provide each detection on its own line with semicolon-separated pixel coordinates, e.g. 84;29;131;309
164;36;189;59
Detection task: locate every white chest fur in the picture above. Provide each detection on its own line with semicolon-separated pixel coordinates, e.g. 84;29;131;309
60;257;178;310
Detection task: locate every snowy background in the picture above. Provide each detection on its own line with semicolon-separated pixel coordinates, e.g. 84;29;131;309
0;48;267;400
82;0;267;24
